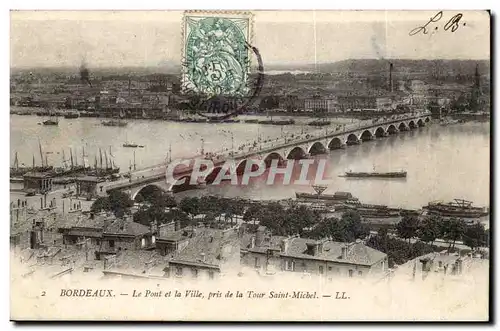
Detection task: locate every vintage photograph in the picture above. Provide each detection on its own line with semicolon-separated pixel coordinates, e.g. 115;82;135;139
10;10;490;321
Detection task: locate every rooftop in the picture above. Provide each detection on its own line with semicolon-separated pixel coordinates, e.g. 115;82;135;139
169;227;240;269
245;236;387;267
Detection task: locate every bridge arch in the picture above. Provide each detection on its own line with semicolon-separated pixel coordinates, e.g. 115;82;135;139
263;152;285;167
424;116;431;123
359;129;374;141
346;133;360;145
131;183;168;201
374;127;386;137
398;122;408;131
328;137;344;150
286;146;307;160
169;175;198;193
307;141;327;156
417;119;424;127
408;120;417;129
387;124;398;134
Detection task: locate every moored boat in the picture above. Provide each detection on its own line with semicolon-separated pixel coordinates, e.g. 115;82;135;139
102;120;127;127
423;199;489;218
342;170;407;178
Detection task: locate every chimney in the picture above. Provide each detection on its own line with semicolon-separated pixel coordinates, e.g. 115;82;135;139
280;238;289;253
388;62;394;93
200;253;206;262
341;246;348;259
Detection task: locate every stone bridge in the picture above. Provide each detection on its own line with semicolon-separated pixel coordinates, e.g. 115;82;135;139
104;112;432;199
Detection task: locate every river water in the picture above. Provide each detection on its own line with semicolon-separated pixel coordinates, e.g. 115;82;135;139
10;109;490;210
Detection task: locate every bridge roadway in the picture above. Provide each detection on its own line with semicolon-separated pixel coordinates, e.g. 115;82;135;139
102;111;432;197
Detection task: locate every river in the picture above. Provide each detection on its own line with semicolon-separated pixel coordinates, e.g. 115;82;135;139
10;109;490;210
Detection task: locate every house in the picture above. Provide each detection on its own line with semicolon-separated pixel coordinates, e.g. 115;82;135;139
99;216;154;256
58;213;154;260
154;221;190;256
75;176;103;198
23;172;53;194
419;251;464;279
241;232;388;278
166;226;241;280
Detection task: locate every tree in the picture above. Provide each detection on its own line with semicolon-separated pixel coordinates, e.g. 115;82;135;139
90;197;110;214
179;197;200;219
90;191;133;218
441;218;467;251
462;222;487;251
107;191;134;217
396;216;420;244
418;216;441;245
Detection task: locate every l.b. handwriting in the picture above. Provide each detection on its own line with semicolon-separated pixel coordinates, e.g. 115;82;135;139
409;11;465;36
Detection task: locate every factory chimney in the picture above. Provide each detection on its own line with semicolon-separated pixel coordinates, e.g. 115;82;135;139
389;62;394;93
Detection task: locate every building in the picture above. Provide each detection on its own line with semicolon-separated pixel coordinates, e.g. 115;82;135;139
154;221;190;256
23;172;53;194
279;95;305;112
241;231;388;278
166;226;241;280
75;176;103;198
99;216;155;257
59;213;154;260
336;95;377;111
304;97;338;113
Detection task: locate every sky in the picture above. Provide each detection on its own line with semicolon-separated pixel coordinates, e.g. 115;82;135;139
10;10;490;68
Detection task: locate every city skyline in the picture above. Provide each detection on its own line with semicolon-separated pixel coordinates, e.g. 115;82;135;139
11;10;490;68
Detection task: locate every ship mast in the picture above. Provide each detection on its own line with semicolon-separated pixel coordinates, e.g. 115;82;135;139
38;139;44;167
104;150;109;169
32;155;35;169
13;152;18;169
70;148;74;169
99;148;103;169
133;150;136;171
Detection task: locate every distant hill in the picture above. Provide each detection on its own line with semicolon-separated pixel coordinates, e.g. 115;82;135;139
11;59;490;77
267;59;490;76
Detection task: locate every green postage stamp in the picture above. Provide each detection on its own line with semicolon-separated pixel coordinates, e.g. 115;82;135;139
182;11;253;98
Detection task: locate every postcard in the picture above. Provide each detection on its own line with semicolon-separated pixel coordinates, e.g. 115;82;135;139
10;10;490;321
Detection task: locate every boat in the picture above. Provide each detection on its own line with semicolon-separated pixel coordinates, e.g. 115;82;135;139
342;170;407;178
10;152;53;177
295;185;359;203
440;118;460;126
258;119;295;125
42;109;59;125
244;119;259;124
102;120;127;127
42;118;59;125
123;143;139;148
423;199;489;218
63;111;80;119
307;119;331;126
336;200;401;218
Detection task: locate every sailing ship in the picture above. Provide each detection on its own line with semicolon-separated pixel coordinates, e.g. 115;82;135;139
102;109;127;126
10;150;53;177
87;147;120;177
50;147;90;177
423;199;489;218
